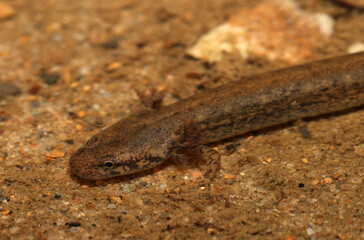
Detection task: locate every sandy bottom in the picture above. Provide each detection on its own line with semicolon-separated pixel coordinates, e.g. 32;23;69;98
0;0;363;239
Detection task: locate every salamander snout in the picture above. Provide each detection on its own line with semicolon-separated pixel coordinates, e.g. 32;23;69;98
69;147;107;180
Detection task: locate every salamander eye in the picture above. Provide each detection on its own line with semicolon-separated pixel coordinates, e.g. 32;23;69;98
103;161;114;168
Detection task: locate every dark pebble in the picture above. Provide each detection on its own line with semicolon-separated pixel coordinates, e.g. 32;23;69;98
156;8;175;22
143;199;151;205
94;116;105;128
298;183;305;188
39;131;52;138
185;72;202;79
136;41;147;49
102;37;119;49
159;212;170;220
30;101;41;108
40;73;60;85
298;125;312;139
68;112;76;118
28;84;42;94
54;194;61;199
65;139;74;145
0;81;21;100
225;144;236;155
84;116;105;128
66;222;81;228
0;115;9;123
139;181;148;187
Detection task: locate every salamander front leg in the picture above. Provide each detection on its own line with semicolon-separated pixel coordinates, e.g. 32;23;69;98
172;145;220;188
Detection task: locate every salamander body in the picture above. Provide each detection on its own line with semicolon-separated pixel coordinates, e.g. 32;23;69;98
70;52;364;181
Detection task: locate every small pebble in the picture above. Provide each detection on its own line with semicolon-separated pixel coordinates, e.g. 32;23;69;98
354;144;364;157
316;218;324;225
306;227;314;235
111;196;122;204
46;150;65;158
106;203;116;209
67;222;81;228
143;199;151;205
106;62;121;72
0;81;21;99
0;2;15;20
139;181;148;187
62;67;72;85
207;228;217;235
40;73;60;85
2;210;11;215
224;144;236;155
324;177;333;183
69;227;80;233
77;111;86;118
92;104;101;110
83;116;105;128
28;84;42;95
83;85;91;92
51;34;63;43
30;101;41;108
102;37;119;49
224;174;236;179
9;226;19;234
65;139;74;145
329;184;337;192
103;91;111;98
298;125;312;139
122;184;133;193
185;72;202;79
94;116;105;128
348;42;364;53
159;212;170;219
79;66;90;75
311;180;319;186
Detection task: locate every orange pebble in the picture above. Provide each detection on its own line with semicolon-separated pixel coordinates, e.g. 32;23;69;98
46;150;65;158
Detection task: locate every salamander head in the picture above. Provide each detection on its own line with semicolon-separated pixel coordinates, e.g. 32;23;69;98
69;124;176;180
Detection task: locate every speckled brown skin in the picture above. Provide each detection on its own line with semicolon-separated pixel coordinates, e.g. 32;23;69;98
70;52;364;181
